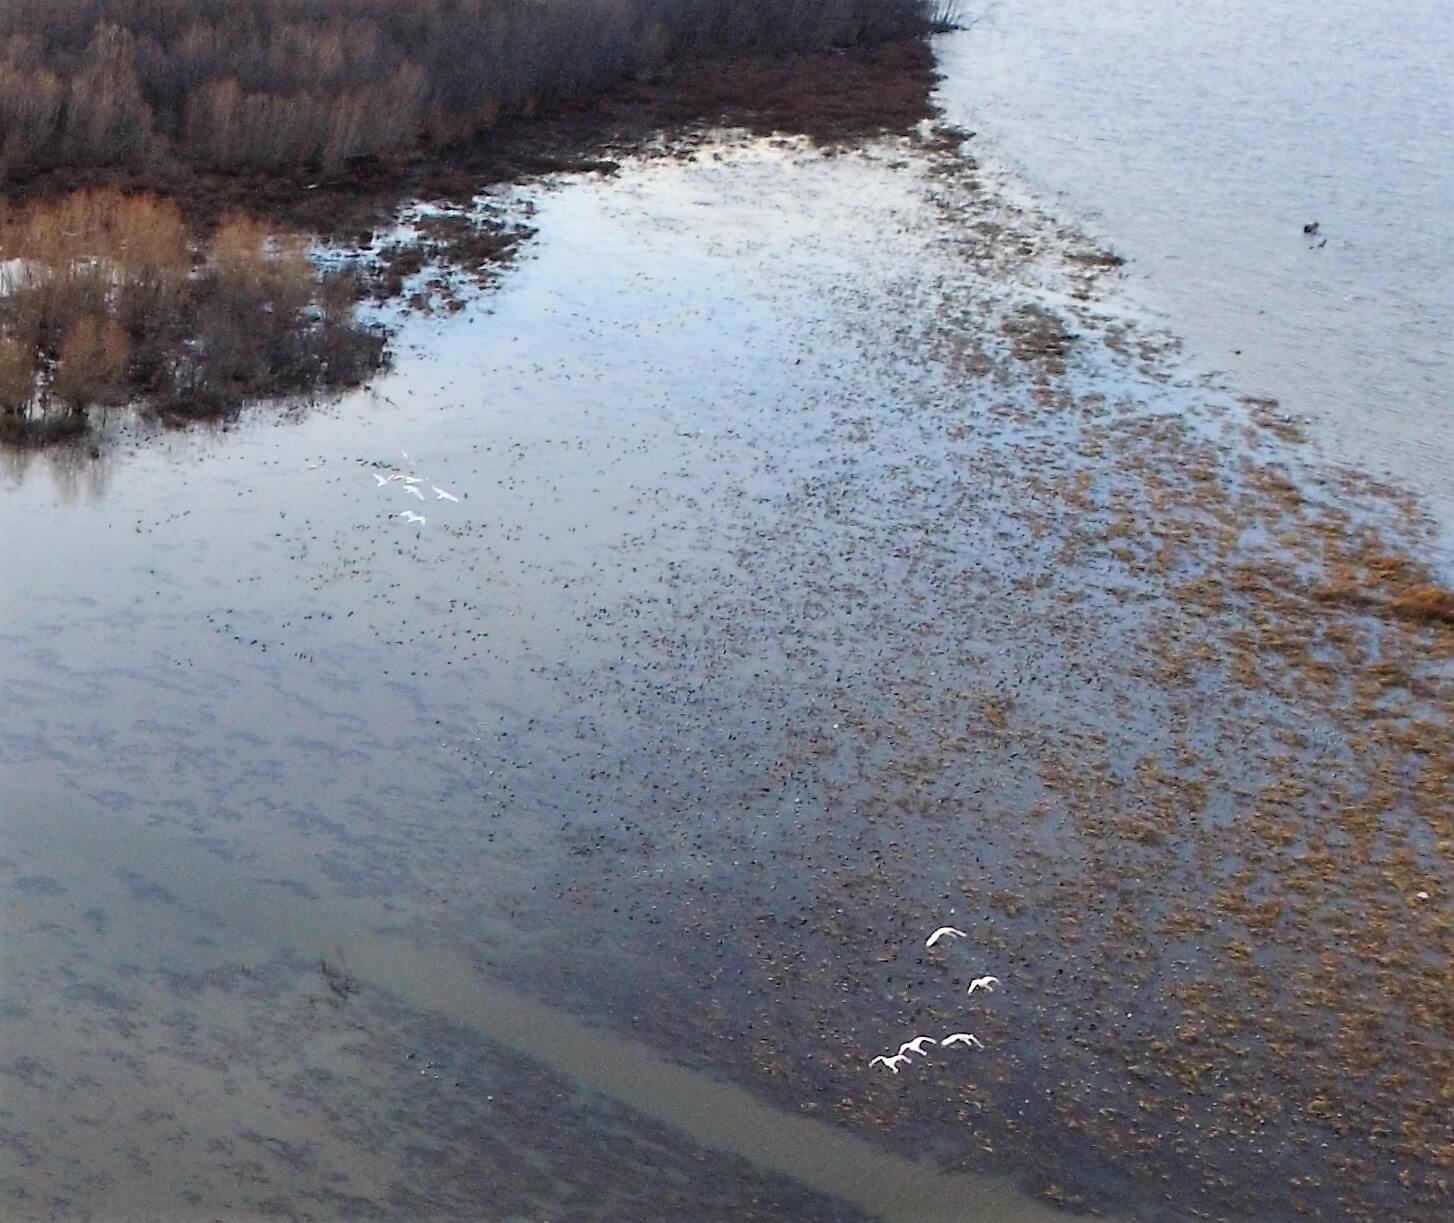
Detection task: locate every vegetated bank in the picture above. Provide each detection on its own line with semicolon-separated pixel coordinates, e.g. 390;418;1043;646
0;0;952;444
0;190;382;443
0;0;951;174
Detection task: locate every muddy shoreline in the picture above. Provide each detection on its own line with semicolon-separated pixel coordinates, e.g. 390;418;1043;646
4;43;1453;1223
1;39;939;244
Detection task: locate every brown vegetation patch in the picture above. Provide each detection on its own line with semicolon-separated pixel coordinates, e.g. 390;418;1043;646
1318;579;1454;629
0;188;385;439
1390;584;1454;625
1002;304;1077;370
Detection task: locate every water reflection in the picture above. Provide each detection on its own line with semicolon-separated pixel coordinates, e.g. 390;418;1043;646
0;437;112;504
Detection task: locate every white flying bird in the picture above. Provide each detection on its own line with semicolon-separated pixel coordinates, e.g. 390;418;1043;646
433;486;459;502
397;511;426;525
898;1036;935;1057
869;1053;911;1073
401;476;423;485
402;484;426;501
940;1033;984;1050
926;926;968;948
372;473;390;486
967;976;1000;996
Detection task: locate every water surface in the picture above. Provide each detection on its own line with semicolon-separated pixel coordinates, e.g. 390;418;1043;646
937;0;1454;531
3;126;1452;1222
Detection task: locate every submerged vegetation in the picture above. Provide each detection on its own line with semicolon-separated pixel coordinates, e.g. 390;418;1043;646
0;188;383;441
0;0;944;174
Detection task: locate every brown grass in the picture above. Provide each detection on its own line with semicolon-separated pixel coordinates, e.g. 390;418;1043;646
1389;585;1454;625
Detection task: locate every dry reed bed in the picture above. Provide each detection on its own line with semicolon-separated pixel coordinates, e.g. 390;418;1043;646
0;187;384;440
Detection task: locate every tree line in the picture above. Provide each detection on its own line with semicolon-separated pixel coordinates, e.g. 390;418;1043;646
0;0;940;173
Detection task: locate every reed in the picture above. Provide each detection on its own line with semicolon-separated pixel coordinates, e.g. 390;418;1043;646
0;187;386;437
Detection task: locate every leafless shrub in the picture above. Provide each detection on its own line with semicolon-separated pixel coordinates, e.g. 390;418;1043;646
0;337;36;419
925;2;966;32
0;188;387;438
52;315;129;411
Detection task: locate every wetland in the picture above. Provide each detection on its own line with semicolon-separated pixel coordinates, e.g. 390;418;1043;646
3;11;1453;1223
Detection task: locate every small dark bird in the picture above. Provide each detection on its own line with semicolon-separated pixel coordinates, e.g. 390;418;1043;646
1303;221;1320;235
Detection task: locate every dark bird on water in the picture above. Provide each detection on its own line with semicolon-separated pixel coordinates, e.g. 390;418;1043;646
1303;221;1320;235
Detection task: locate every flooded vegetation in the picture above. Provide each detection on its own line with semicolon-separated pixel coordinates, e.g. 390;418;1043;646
0;189;384;441
932;0;1454;526
0;1;947;445
3;8;1453;1223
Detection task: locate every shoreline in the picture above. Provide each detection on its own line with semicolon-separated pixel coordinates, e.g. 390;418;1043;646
0;37;940;445
0;39;941;239
928;10;1454;544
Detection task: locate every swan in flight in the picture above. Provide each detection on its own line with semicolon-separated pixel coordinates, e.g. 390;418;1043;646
397;510;426;525
402;484;426;501
967;976;1000;996
433;486;459;502
940;1033;984;1050
869;1054;911;1073
926;926;967;948
898;1036;935;1057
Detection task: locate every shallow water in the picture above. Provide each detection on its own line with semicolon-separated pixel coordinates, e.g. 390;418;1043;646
1;143;1098;1222
935;0;1454;531
2;126;1452;1222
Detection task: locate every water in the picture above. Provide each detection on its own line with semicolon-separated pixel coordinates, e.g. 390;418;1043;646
3;112;1452;1223
0;144;1105;1223
935;0;1454;531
